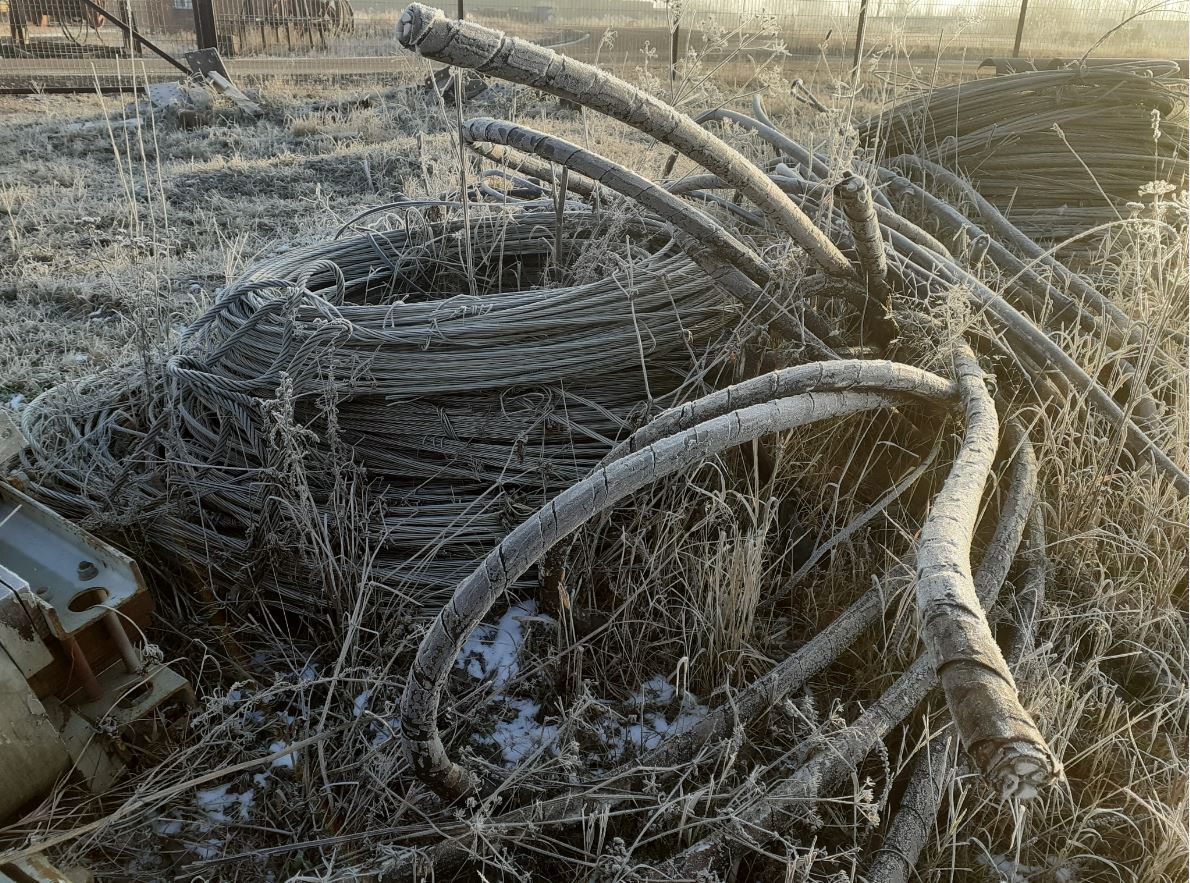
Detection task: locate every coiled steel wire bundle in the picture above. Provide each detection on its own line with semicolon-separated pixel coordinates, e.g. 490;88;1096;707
859;63;1189;242
18;206;747;614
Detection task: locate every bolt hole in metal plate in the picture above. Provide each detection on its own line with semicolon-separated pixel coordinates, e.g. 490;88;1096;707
68;587;109;613
117;680;154;708
0;483;145;637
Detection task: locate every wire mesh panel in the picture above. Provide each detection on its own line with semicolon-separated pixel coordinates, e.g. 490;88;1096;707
1;0;195;87
202;0;1187;76
211;0;355;56
2;0;1186;90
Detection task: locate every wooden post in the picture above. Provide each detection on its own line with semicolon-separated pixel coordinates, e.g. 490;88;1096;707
1012;0;1029;57
669;22;679;100
852;0;870;83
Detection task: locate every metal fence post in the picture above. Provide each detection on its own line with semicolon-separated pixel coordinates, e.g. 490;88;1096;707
194;0;219;50
1012;0;1030;57
124;0;138;57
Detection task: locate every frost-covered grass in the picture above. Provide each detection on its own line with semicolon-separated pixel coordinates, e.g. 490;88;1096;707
0;47;1185;883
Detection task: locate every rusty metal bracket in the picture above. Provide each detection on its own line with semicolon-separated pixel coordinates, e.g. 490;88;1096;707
0;481;193;823
184;47;231;81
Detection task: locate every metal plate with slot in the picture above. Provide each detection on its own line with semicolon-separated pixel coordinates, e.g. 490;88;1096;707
0;483;147;640
54;662;195;794
0;410;25;466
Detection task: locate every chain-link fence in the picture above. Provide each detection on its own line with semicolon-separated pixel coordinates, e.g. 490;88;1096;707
2;0;1186;90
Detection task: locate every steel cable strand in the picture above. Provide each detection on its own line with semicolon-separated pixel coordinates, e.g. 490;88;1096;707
683;110;1156;358
396;361;958;800
661;175;898;335
533;356;956;635
687;108;836;197
915;346;1058;797
394;3;852;276
1007;504;1048;664
16;371;257;568
875;166;1149;363
666;168;956;263
17;207;750;612
860;67;1185;160
603;359;955;461
201;230;736;396
399;390;921;800
860;729;956;883
665;171;953;324
881;217;1187;495
864;425;1046;883
652;408;1044;879
856;67;1188;242
675;113;1174;415
313;399;1025;881
887;154;1141;339
463;118;770;282
459;117;848;352
736;140;1186;493
490;139;1186;493
458;114;1183;494
834;172;898;344
468;138;597;199
662;164;953;331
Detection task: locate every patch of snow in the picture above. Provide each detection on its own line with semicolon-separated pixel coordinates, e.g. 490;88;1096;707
634;675;675;704
270;740;297;769
983;853;1047;882
481;698;559;765
194;784;231;821
455;607;709;770
353;689;371;717
7;394;25;411
187;839;224;860
615;677;709;756
456;600;538;688
151;817;184;836
194;783;254;824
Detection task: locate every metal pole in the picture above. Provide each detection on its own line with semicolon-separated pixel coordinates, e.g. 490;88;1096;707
9;7;26;49
123;0;137;57
193;0;219;50
457;0;464;18
1012;0;1029;58
852;0;870;81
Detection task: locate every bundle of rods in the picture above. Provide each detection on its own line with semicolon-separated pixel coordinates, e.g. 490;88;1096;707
858;62;1189;243
11;6;1186;879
